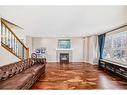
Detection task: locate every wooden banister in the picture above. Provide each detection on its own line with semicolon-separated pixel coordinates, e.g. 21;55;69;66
1;18;29;60
1;19;27;49
26;48;29;59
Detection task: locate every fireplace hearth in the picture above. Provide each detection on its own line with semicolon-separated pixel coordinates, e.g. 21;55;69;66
60;53;69;63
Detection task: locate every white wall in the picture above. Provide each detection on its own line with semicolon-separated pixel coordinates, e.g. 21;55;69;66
71;38;84;62
32;37;84;62
0;47;20;66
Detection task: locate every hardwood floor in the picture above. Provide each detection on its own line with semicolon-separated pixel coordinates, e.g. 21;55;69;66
31;62;127;89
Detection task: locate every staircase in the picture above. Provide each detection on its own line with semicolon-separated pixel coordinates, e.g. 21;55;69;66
1;18;29;61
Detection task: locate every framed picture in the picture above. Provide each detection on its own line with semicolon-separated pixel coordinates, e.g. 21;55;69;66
35;47;46;54
58;39;71;49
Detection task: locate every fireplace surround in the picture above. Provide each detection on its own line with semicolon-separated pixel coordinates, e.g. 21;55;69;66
60;53;69;63
56;49;72;63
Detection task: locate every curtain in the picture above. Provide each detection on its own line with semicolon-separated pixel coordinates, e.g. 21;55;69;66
98;33;106;59
83;36;99;64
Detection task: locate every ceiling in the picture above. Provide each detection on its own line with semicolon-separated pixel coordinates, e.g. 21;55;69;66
0;6;127;37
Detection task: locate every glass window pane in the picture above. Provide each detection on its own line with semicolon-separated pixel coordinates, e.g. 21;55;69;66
102;31;127;65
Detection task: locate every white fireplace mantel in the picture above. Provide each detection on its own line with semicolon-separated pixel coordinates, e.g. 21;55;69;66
56;48;73;51
56;48;73;62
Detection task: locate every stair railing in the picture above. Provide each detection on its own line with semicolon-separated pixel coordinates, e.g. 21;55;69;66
1;19;29;60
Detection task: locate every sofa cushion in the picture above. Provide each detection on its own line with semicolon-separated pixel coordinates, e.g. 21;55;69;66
0;73;33;89
0;69;9;81
14;65;20;74
32;64;44;73
22;64;44;76
30;60;35;66
0;69;4;80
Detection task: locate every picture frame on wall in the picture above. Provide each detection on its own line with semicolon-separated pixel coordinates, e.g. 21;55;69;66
58;39;71;49
35;47;47;58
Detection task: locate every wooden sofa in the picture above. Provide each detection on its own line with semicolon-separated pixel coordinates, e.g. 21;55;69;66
0;58;46;89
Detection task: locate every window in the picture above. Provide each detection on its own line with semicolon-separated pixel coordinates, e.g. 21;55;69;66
58;39;71;49
102;31;127;64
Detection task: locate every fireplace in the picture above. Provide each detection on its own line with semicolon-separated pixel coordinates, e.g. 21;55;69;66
60;53;69;63
56;49;72;63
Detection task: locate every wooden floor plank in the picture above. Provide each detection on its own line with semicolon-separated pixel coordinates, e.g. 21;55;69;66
31;62;127;89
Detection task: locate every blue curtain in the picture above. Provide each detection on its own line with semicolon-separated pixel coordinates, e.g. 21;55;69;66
98;33;106;59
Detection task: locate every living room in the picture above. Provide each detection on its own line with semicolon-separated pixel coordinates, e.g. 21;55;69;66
0;1;127;94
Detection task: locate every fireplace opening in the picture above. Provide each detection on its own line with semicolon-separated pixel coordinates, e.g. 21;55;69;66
60;53;69;63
